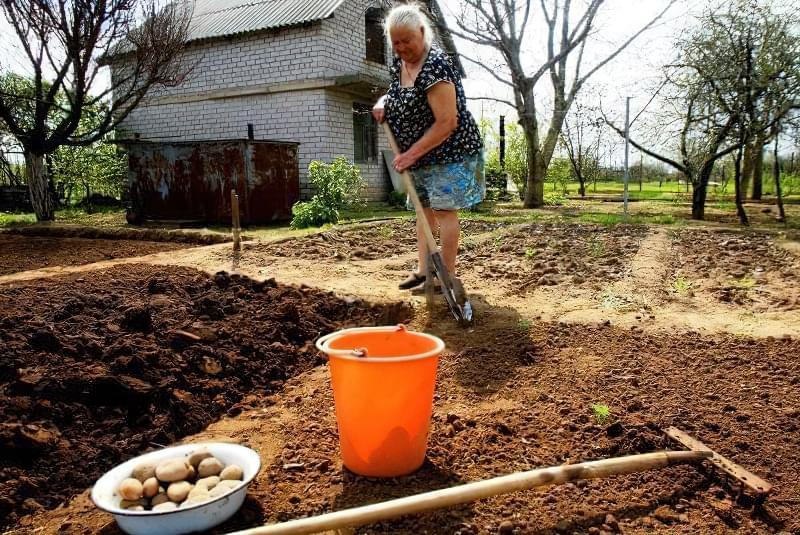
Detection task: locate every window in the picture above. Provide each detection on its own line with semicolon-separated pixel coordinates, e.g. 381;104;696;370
353;103;378;163
365;8;385;65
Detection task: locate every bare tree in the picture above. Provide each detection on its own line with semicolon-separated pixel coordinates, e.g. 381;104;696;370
447;0;675;207
0;0;192;221
561;100;601;197
606;0;800;221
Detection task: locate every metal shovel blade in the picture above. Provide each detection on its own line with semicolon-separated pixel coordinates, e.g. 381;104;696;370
430;252;473;326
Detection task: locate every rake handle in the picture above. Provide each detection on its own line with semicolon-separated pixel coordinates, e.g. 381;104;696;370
225;450;711;535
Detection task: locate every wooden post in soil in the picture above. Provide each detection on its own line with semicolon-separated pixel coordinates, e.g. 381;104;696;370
231;189;242;252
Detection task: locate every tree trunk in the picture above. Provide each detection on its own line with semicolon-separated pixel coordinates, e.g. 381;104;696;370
691;181;707;220
25;152;54;221
751;144;763;200
734;144;749;225
691;165;715;220
774;137;785;223
741;142;754;197
522;112;545;207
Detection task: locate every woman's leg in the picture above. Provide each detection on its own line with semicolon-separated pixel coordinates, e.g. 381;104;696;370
434;209;459;274
416;208;438;273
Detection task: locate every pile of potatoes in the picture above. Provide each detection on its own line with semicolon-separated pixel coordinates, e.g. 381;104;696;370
117;447;244;512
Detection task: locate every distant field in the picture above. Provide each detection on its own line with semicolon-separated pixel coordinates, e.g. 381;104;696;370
557;177;800;201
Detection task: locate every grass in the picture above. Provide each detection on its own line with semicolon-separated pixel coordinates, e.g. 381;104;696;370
0;212;36;227
576;211;689;226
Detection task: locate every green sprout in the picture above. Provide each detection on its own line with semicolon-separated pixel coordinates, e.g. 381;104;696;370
729;276;756;289
671;276;693;295
378;226;394;239
517;318;532;332
591;403;611;425
588;239;605;257
525;247;537;259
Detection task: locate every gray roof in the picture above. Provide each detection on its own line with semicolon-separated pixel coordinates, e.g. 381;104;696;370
187;0;346;42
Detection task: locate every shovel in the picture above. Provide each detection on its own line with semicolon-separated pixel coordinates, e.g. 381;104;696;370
381;123;473;326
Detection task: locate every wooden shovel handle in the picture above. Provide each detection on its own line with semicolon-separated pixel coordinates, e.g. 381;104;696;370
381;122;439;255
226;450;711;535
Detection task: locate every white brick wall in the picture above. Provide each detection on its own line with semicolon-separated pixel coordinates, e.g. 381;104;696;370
116;0;393;202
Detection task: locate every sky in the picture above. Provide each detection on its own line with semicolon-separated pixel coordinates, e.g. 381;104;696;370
0;0;712;164
436;0;701;162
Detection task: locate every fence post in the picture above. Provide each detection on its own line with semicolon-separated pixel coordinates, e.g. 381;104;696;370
231;189;241;252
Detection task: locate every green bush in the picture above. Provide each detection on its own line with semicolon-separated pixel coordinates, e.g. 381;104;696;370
544;191;568;206
291;157;365;229
290;197;338;229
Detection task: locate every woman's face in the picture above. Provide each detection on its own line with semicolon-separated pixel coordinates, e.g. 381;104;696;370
390;26;426;63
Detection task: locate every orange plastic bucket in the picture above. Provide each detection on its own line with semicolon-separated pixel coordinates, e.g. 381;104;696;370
315;325;444;477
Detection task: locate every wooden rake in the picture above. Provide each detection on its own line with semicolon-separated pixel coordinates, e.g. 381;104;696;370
224;428;771;535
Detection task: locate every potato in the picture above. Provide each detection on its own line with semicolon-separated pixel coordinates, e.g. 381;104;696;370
197;457;224;478
186;463;197;482
150;492;169;507
127;505;145;511
119;498;147;509
220;464;243;481
118;478;143;501
208;480;238;499
182;486;211;506
187;447;213;467
131;462;156;482
142;477;159;499
156;458;191;482
196;475;220;490
152;501;178;512
166;481;193;502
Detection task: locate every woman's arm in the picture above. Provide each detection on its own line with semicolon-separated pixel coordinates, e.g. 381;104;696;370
392;81;458;172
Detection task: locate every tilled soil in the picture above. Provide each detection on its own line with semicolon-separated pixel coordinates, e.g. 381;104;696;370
0;264;410;530
669;229;800;310
3;219;800;535
0;235;192;276
255;321;800;534
459;223;649;293
252;219;509;262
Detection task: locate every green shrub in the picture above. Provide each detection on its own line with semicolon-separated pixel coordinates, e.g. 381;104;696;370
544;191;567;206
290;197;338;229
291;157;365;228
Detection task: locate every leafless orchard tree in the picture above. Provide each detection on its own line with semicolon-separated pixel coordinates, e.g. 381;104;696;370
605;0;800;221
0;0;192;221
561;99;601;197
447;0;675;207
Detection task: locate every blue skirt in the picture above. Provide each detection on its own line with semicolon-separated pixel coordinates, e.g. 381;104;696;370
411;152;485;210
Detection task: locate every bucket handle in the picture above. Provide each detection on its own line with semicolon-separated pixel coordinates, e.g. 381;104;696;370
315;325;410;359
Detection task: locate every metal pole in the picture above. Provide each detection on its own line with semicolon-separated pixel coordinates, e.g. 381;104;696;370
624;97;631;217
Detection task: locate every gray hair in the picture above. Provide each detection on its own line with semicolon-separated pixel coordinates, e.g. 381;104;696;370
384;3;435;50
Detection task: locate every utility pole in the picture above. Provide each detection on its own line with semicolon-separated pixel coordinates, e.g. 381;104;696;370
624;97;631;217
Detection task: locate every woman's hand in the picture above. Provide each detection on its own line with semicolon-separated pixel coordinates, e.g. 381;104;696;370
393;151;418;172
372;95;387;123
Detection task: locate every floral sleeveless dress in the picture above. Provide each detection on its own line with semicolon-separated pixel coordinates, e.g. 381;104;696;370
384;47;485;210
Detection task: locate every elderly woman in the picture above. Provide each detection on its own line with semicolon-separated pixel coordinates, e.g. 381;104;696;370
373;2;484;290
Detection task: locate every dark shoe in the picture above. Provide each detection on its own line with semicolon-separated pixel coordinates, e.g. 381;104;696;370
399;272;426;290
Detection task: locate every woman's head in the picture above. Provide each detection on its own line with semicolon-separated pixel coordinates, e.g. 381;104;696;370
384;3;434;63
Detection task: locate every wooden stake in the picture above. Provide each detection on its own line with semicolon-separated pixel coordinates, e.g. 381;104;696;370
225;450;710;535
231;189;241;252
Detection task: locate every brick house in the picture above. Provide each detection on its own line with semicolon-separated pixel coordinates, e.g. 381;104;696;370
114;0;461;205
